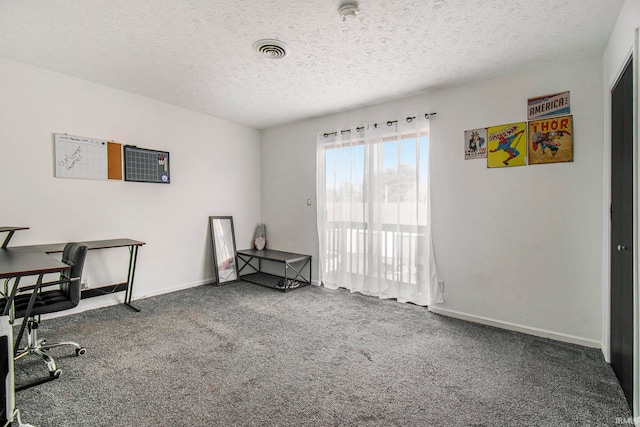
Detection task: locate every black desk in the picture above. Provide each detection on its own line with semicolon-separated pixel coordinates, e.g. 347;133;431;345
0;248;68;356
237;248;311;292
33;239;145;312
0;227;29;249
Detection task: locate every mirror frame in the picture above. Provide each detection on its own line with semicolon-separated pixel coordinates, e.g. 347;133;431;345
209;216;239;284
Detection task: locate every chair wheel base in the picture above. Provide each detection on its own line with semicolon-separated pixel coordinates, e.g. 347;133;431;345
76;347;86;356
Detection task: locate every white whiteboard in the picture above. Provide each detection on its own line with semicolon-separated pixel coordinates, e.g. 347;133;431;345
54;133;108;180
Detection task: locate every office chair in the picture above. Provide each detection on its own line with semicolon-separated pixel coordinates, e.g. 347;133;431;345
10;242;88;379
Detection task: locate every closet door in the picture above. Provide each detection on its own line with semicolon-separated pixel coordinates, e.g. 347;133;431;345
610;58;634;409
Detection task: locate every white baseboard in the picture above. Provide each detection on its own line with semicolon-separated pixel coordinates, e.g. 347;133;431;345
45;277;316;321
428;306;602;350
132;278;214;301
41;279;216;320
44;282;604;352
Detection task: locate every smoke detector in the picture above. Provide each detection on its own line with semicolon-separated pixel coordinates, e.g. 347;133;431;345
253;39;289;59
338;3;360;21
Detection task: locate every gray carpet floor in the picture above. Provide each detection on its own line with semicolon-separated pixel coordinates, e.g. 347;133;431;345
12;282;632;426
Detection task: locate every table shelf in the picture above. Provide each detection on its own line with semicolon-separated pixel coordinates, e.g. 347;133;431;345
240;272;308;292
237;249;311;293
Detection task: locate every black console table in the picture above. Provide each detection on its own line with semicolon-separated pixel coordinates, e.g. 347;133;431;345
237;248;311;292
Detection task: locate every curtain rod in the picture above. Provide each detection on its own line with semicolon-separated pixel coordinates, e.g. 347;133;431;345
322;112;436;138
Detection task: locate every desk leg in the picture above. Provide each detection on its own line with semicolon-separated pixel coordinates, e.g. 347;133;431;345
14;274;43;357
124;245;141;312
1;230;15;249
2;277;20;318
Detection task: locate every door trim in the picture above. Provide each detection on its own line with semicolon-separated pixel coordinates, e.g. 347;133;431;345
604;50;634;362
603;29;639;417
632;27;639;418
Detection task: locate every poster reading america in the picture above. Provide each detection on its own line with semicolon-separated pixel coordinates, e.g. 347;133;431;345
527;91;570;120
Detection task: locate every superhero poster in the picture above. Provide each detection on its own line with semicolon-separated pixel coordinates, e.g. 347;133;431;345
528;115;573;165
486;122;527;168
464;128;487;160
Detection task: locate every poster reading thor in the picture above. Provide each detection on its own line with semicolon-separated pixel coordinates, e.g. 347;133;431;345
528;115;573;165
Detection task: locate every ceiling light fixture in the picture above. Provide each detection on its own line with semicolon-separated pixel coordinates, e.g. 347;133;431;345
338;3;360;21
253;39;289;59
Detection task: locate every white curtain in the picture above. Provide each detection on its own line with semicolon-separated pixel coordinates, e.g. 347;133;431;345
316;117;443;306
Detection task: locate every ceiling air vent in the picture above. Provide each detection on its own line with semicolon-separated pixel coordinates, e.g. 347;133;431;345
253;39;289;59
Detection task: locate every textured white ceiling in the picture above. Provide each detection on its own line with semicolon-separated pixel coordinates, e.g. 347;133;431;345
0;0;625;129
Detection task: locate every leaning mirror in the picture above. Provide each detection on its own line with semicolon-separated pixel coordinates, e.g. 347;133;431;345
209;216;238;284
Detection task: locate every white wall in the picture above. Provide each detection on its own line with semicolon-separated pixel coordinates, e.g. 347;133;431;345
262;55;605;346
0;58;261;310
430;57;604;347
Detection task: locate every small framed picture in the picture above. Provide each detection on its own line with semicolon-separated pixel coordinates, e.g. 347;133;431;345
464;128;487;160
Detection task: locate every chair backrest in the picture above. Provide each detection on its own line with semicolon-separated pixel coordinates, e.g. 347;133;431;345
60;243;88;306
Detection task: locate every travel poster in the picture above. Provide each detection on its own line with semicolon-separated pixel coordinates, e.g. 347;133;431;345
464;128;487;160
487;122;527;168
528;115;573;165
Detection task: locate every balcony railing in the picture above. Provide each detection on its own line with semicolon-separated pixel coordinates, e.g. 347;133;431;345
325;221;426;285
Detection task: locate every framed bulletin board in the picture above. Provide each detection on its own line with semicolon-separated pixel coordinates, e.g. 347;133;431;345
123;145;170;184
